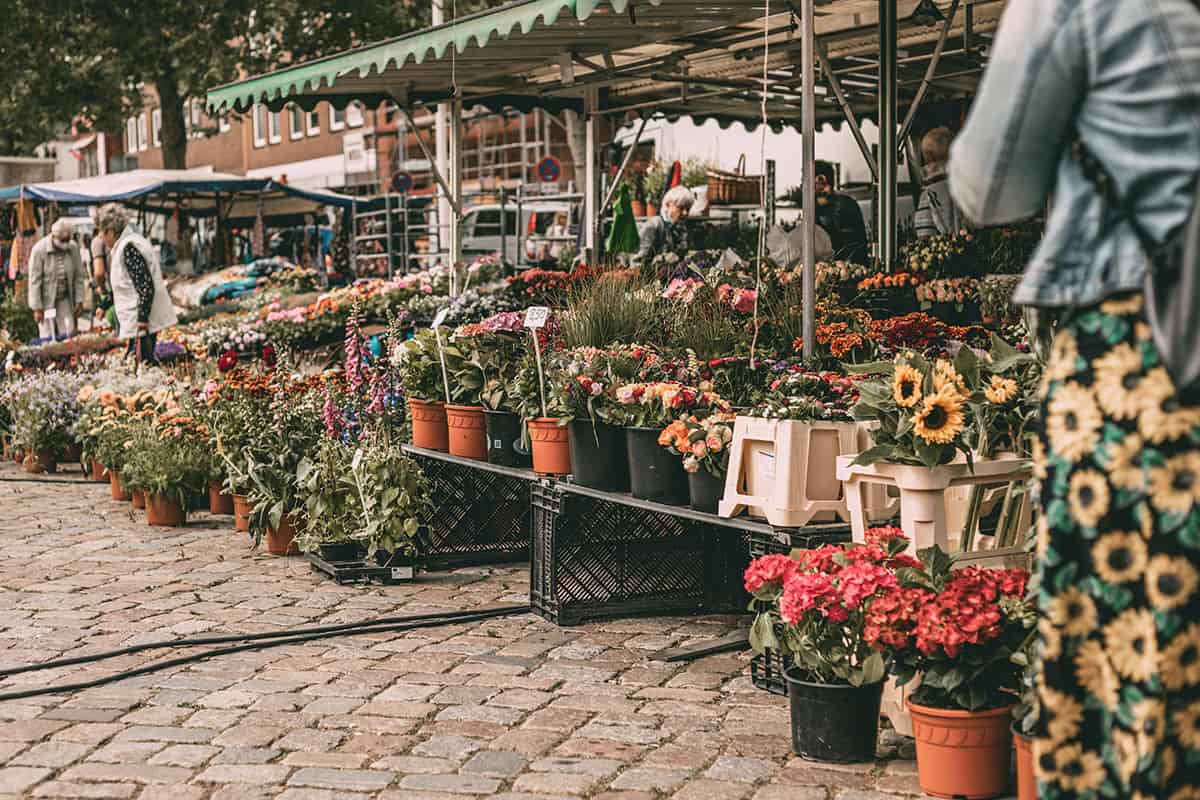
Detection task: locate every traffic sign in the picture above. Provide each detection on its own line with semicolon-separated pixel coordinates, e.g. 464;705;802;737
390;172;414;193
536;156;561;183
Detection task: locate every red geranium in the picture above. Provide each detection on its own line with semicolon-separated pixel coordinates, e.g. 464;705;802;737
217;349;238;373
261;343;277;369
743;553;799;597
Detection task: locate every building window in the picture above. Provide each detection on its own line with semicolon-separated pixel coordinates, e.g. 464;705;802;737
137;113;148;152
151;108;162;147
126;118;137;152
219;113;231;134
268;110;281;144
307;108;320;136
288;105;304;140
346;101;364;128
252;104;267;147
330;106;345;132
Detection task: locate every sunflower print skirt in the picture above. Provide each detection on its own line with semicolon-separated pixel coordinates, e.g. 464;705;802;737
1033;293;1200;799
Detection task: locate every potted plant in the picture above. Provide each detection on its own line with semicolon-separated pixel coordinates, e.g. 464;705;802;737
643;160;666;217
611;382;729;505
194;370;275;533
442;327;488;461
974;274;1021;326
1;371;85;474
455;313;537;468
120;406;212;528
744;528;920;762
660;412;734;512
889;546;1034;799
513;351;571;476
1011;647;1038;800
398;328;450;452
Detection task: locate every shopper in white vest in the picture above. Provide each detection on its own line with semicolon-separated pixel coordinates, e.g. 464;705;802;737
95;203;177;363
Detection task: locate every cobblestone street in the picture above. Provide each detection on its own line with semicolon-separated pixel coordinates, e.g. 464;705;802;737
0;463;931;800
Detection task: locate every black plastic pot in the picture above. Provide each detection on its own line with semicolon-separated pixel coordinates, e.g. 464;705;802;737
484;410;532;468
625;426;688;505
568;420;630;492
319;542;366;562
784;667;883;763
688;468;725;514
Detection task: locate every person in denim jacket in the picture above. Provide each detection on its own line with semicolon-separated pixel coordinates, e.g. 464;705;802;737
950;2;1200;797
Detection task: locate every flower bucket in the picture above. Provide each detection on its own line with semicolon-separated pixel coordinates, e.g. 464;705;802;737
409;398;449;452
568;420;629;491
626;426;688;505
445;404;488;461
631;199;647;217
646;203;660;217
528;418;572;476
23;450;55;474
266;513;301;555
131;489;146;510
90;459;107;482
1012;725;1035;800
687;469;725;514
785;669;884;763
484;410;531;468
145;493;186;527
232;494;251;532
909;701;1014;799
110;471;131;501
209;481;234;515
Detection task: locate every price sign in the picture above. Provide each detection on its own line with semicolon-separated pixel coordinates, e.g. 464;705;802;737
432;320;452;404
523;306;550;329
536;156;561;183
391;565;415;580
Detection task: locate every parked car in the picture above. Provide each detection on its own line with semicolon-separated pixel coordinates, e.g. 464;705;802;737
460;201;576;266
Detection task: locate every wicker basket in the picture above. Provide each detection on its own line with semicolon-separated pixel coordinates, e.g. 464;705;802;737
706;155;762;205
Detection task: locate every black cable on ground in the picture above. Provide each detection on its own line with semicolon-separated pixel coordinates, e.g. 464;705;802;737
0;605;529;702
0;604;531;677
0;477;93;484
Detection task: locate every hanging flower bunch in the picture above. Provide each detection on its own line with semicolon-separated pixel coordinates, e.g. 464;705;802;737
611;381;729;428
753;370;859;422
857;271;924;292
659;411;735;477
915;277;980;308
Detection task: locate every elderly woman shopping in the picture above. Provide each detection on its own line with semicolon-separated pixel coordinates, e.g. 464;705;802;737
94;203;177;363
637;185;695;279
27;218;87;340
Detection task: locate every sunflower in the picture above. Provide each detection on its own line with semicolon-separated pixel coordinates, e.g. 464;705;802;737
1145;554;1199;612
1160;745;1178;785
1047;587;1098;637
1161;623;1200;691
1094;342;1150;420
1092;531;1148;584
1068;470;1110;529
1132;698;1167;757
1032;435;1048;481
911;386;966;445
1168;786;1200;800
933;360;969;401
1112;728;1140;784
1106;609;1159;682
1148;451;1200;515
1035;515;1052;558
1138;368;1200;444
1100;294;1145;316
1046;329;1081;383
1075;640;1120;710
1033;737;1061;786
1039;616;1063;662
1103;434;1147;492
1050;743;1106;793
1046;382;1103;463
1173;700;1200;750
984;375;1019;405
892;364;923;408
1041;685;1084;742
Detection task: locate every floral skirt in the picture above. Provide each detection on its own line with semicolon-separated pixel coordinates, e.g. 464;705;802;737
1033;293;1200;798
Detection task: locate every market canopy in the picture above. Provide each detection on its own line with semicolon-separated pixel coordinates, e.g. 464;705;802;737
0;169;357;217
207;0;1003;130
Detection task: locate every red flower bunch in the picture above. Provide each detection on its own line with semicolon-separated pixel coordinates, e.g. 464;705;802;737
912;566;1029;658
743;553;799;597
261;343;277;369
217;349;238;373
867;312;963;352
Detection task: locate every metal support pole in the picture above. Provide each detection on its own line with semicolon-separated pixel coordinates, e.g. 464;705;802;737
449;99;464;289
878;0;898;268
801;0;816;361
499;188;508;265
583;88;599;260
599;116;648;216
816;44;878;183
401;194;410;274
383;192;394;279
399;107;462;218
897;0;961;148
433;1;450;262
350;198;358;276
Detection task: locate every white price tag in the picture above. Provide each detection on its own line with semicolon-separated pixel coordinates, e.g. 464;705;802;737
351;448;363;470
432;308;450;329
391;566;414;580
43;307;57;321
523;306;550;329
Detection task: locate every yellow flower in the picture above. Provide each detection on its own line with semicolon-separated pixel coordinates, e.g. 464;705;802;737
1105;609;1159;682
1074;639;1120;710
1112;729;1140;785
1093;342;1150;420
892;364;923;408
1161;623;1200;691
984;375;1019;405
1138;367;1200;444
1100;293;1145;316
1040;685;1083;742
1046;382;1102;463
1035;514;1052;558
1047;587;1098;638
910;386;966;445
1046;329;1080;382
1148;451;1200;515
932;360;969;400
1132;698;1166;759
1173;700;1200;750
1103;434;1147;492
1049;744;1106;793
1067;469;1110;529
1092;532;1147;584
1145;554;1198;612
1038;616;1062;661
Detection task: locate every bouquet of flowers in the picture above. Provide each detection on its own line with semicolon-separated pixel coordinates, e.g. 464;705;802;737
611;382;729;428
754;370;859;422
915;277;980;309
902;228;979;276
857;271;924;292
662;278;705;303
743;527;922;686
866;312;983;355
659;411;735;477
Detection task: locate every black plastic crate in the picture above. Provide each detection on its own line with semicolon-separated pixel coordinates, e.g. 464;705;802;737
406;447;535;570
749;649;793;696
307;552;418;585
747;525;852;560
531;482;749;626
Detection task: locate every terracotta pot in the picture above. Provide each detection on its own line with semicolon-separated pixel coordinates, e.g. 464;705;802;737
445;404;488;461
528;418;571;476
145;492;186;527
209;481;234;515
909;701;1015;799
62;442;83;464
23;450;55;474
232;494;251;532
1;437;8;459
631;199;647;217
90;459;107;482
110;471;131;501
131;489;146;510
266;513;301;555
646;203;659;217
12;448;24;464
409;398;449;452
1013;725;1035;800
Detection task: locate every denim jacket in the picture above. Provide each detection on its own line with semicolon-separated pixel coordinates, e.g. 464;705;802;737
949;0;1200;309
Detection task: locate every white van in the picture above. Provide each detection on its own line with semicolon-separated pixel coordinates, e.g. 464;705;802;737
460;201;575;266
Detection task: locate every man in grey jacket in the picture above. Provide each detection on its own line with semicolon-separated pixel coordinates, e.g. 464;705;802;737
27;218;86;339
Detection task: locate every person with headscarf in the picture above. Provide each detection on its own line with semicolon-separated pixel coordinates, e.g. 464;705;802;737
27;218;86;339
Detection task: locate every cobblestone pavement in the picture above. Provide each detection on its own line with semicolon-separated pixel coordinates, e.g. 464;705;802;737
0;462;937;800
